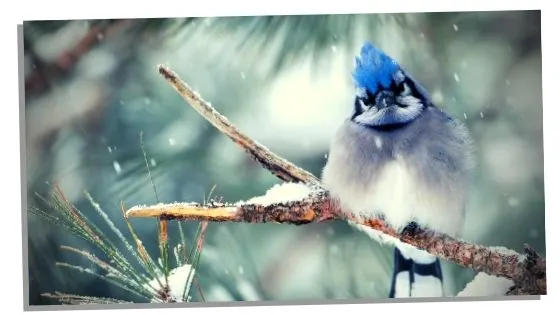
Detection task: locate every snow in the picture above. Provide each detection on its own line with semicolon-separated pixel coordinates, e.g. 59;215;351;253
242;183;314;206
127;201;237;215
457;272;514;297
144;264;196;302
487;245;522;259
112;161;122;174
454;73;460;82
347;221;400;248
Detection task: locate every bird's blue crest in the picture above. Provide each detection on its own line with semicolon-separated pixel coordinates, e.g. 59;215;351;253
353;42;400;95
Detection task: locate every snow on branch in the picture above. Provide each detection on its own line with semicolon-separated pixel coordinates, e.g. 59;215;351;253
457;272;515;297
126;64;546;296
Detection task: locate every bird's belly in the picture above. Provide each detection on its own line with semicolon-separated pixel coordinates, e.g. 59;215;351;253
331;158;465;235
367;160;423;227
370;160;415;212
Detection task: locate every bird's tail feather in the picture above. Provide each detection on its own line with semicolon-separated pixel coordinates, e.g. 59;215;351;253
389;245;444;298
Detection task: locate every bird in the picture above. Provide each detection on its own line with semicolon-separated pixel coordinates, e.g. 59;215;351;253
321;41;474;298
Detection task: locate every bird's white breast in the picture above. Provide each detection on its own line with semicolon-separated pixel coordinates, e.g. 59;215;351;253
323;154;465;236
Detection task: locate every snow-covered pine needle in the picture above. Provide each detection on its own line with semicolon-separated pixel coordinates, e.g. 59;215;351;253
55;262;150;301
189;221;208;301
39;187;152;291
145;264;196;302
83;192;155;285
177;221;189;263
182;222;203;300
140;131;171;289
119;201;166;291
30;148;213;304
58;245;155;298
41;292;134;305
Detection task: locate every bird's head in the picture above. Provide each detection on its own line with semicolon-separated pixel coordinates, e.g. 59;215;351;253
351;42;433;129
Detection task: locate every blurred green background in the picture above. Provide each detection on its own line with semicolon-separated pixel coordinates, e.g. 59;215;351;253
23;10;544;305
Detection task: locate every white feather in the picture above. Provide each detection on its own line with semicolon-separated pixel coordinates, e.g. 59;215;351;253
411;275;443;297
324;156;465;236
396;242;437;264
393;271;412;298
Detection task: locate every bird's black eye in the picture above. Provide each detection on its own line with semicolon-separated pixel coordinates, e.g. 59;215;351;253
358;97;371;110
357;89;376;107
395;80;412;97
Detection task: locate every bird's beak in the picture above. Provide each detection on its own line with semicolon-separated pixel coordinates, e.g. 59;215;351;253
376;94;392;109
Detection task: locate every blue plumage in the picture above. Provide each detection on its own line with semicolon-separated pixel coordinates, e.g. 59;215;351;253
322;41;474;298
353;42;400;95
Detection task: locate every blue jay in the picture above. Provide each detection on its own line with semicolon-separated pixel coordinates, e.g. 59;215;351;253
322;42;474;298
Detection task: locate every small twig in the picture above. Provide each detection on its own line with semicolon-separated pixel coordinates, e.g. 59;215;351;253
158;65;320;185
147;64;546;296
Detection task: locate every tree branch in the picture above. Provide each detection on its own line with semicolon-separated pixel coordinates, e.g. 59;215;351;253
157;65;320;185
128;64;546;296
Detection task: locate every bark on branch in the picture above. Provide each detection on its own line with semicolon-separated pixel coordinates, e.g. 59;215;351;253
128;64;546;296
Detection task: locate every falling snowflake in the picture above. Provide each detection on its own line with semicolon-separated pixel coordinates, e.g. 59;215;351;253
113;161;122;174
